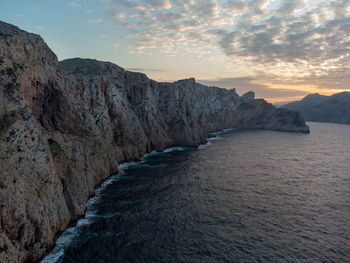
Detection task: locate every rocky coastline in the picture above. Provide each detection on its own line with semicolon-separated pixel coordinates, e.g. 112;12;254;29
0;21;309;263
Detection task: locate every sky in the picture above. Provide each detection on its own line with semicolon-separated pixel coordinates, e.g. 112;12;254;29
1;0;350;102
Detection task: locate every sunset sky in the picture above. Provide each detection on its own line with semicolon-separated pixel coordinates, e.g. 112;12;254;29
2;0;350;102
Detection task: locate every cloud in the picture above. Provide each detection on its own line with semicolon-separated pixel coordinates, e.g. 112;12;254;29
222;0;247;12
101;0;350;91
199;77;309;99
111;11;126;21
145;0;172;10
67;1;81;8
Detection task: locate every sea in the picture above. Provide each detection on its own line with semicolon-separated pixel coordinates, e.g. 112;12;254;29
42;122;350;263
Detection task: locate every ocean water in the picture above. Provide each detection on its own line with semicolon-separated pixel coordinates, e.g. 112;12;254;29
43;122;350;263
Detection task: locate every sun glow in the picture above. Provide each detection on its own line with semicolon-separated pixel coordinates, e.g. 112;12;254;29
3;0;350;102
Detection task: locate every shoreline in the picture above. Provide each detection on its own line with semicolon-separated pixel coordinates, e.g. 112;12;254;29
39;127;238;263
40;125;311;262
0;21;310;263
39;124;313;262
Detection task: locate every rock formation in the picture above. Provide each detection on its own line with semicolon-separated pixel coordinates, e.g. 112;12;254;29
0;21;309;263
282;92;350;124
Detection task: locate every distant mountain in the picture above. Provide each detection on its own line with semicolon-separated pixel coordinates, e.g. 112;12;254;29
273;101;297;108
0;21;310;263
282;92;350;124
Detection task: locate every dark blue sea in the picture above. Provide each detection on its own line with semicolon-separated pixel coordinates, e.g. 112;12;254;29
43;122;350;263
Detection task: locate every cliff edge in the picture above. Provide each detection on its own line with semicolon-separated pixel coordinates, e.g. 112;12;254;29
0;21;309;263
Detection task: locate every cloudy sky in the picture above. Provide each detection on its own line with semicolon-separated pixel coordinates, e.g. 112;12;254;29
2;0;350;102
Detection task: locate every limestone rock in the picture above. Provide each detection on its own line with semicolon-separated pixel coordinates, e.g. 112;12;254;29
0;21;309;263
241;91;255;101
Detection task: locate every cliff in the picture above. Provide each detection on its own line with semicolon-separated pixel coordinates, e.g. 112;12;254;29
282;92;350;124
0;21;309;263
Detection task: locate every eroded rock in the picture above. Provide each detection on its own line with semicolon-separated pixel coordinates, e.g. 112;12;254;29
0;21;309;263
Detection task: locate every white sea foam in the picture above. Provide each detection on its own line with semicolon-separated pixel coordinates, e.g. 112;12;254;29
43;142;197;262
208;136;223;141
209;127;237;136
41;249;64;263
119;162;164;170
77;218;90;227
143;150;162;157
223;128;236;133
87;212;122;220
41;227;78;262
118;161;140;169
198;141;212;149
163;146;191;152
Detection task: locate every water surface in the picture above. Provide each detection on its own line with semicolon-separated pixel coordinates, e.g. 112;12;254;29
43;122;350;263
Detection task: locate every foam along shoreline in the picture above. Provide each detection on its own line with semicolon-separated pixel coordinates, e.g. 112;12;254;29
209;128;238;136
40;128;235;263
0;21;309;263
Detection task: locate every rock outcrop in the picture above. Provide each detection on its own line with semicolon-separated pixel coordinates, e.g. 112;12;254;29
0;21;309;263
282;92;350;124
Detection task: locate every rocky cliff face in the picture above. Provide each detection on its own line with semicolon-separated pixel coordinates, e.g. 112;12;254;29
0;21;309;263
282;92;350;124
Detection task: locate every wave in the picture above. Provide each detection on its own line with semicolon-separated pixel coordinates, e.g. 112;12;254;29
163;146;192;153
119;162;150;169
198;141;212;149
223;128;237;133
86;212;122;220
207;136;223;141
143;150;163;157
42;131;228;262
143;147;191;157
209;127;237;136
41;248;64;263
41;226;80;263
